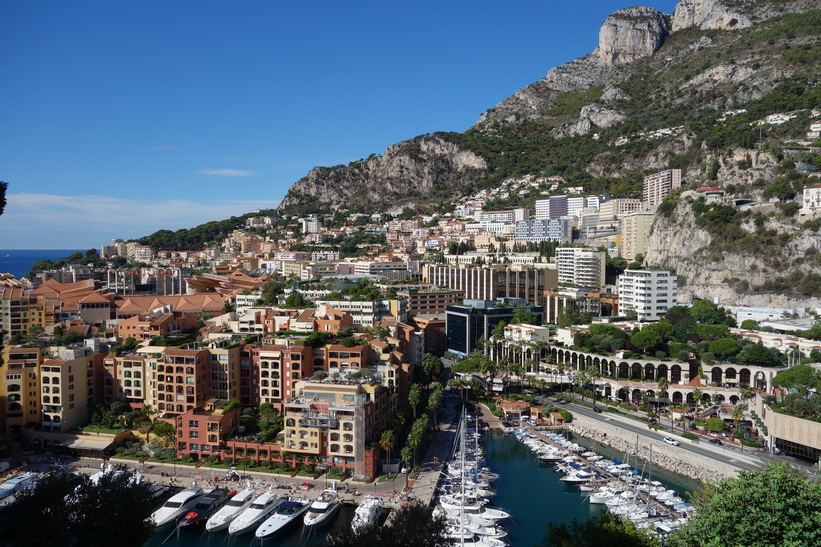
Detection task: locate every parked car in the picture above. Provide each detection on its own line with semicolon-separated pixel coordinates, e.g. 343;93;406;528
593;407;603;414
663;437;681;446
708;438;723;446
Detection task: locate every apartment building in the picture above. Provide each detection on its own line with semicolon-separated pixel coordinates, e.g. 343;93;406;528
621;211;656;261
0;288;44;343
597;199;642;226
115;310;198;341
282;379;393;476
157;348;211;416
618;269;677;321
175;399;240;461
514;218;571;243
257;345;317;412
535;196;568;219
39;351;103;432
395;288;462;316
555;248;606;288
313;299;407;327
642;169;682;208
208;345;242;402
102;354;152;408
3;347;45;434
423;264;557;307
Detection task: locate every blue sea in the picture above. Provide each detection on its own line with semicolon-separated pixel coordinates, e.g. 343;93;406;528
0;249;87;278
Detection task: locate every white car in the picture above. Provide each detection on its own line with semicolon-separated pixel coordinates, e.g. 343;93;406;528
663;437;681;446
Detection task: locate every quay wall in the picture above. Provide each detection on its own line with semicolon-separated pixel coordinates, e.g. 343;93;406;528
568;414;739;483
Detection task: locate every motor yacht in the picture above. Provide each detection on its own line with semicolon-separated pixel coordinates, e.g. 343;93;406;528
205;488;255;532
254;498;311;539
351;495;382;535
150;486;205;528
178;488;230;528
0;472;39;501
227;491;283;536
303;486;341;528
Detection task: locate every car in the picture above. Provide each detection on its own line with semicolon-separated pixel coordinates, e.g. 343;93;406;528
663;437;681;446
708;438;723;446
593;407;603;414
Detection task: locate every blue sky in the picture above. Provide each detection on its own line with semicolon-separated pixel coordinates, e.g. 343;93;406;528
0;0;678;249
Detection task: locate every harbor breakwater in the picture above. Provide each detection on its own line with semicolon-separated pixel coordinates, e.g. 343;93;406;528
569;414;739;483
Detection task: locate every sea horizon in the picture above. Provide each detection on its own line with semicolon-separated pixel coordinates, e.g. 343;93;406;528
0;249;88;279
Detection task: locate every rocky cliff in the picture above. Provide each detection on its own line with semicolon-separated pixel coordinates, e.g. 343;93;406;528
278;136;488;213
276;0;821;307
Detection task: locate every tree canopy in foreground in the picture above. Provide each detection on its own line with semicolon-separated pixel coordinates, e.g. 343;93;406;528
326;500;446;547
670;462;821;547
0;471;156;547
538;512;659;547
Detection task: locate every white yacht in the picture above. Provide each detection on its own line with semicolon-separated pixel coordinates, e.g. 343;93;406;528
0;472;39;501
303;486;341;528
228;490;283;535
150;486;205;528
351;495;382;535
205;488;255;532
255;498;311;539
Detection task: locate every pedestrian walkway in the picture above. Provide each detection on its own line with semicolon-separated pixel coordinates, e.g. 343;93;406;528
406;399;460;508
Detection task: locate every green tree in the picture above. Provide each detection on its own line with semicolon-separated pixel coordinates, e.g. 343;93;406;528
150;420;177;448
379;429;396;475
259;402;277;430
421;353;443;384
690;300;729;325
706;417;726;433
408;384;423;419
0;471;156;547
671;463;821;547
708;337;742;360
326;500;446;546
631;329;662;355
740;319;759;330
540;512;659;547
0;181;7;216
737;342;782;367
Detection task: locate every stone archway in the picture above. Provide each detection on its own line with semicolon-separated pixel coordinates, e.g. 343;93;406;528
711;367;723;385
671;391;683;404
644;363;656;382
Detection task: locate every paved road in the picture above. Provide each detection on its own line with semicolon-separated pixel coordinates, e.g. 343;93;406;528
540;395;818;478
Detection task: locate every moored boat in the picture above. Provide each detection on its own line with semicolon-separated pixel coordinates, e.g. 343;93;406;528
255;498;311;539
205;488;255;532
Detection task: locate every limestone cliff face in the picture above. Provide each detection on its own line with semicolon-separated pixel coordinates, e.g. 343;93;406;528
671;0;816;31
671;0;752;31
595;7;669;65
475;7;667;129
277;136;488;212
646;168;821;309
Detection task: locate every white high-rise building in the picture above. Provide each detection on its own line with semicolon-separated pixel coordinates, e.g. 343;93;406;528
618;269;677;321
555;247;606;288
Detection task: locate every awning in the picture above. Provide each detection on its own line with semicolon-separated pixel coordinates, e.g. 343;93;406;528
59;437;115;452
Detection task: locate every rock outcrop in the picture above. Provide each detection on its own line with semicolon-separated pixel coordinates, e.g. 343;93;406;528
672;0;752;31
595;7;669;65
278;136;488;212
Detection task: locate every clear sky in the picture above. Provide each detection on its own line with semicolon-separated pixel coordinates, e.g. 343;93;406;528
0;0;678;250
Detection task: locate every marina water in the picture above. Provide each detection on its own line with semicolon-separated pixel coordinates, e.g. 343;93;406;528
144;429;702;546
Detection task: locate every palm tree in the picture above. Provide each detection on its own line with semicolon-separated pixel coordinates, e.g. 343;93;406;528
259;402;276;430
691;387;704;417
657;377;670;412
732;405;744;430
408;384;422;419
379;429;395;476
400;446;413;488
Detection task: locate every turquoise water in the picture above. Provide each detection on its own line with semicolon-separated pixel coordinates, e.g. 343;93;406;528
142;430;704;546
481;430;704;547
